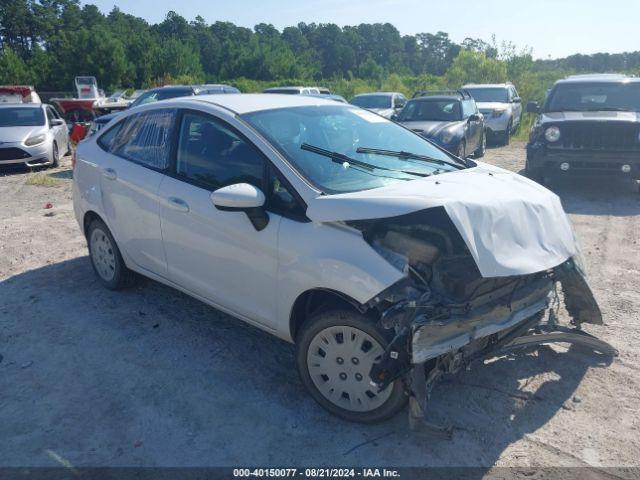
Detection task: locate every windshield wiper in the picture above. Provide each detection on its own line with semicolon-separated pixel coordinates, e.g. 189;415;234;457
356;146;466;169
586;107;630;112
300;143;431;177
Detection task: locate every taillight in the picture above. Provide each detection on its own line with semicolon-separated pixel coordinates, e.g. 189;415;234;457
71;149;77;169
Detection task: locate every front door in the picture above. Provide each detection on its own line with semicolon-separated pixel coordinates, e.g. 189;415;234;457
158;110;280;327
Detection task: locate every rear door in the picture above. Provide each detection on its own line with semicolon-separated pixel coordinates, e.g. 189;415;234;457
158;109;281;326
96;108;177;277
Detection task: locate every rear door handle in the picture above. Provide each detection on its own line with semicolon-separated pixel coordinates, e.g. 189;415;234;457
167;196;189;212
102;167;117;180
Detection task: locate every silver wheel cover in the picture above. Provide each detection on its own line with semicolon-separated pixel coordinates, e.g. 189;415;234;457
90;228;116;281
307;325;393;412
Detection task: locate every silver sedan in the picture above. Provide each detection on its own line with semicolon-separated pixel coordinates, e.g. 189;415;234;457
0;103;70;168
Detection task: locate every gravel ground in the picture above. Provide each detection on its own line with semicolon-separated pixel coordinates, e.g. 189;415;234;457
1;142;639;469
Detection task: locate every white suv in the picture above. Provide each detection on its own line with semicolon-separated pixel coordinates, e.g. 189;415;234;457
463;83;523;145
73;94;608;426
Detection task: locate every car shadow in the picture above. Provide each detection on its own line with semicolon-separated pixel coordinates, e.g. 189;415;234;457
0;256;614;467
49;168;73;180
517;169;640;216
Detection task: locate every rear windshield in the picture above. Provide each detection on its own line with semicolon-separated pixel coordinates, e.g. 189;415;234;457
545;82;640;112
350;95;392;109
0;107;45;127
465;88;509;103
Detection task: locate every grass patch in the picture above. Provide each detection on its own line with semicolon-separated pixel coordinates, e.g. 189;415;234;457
25;172;60;187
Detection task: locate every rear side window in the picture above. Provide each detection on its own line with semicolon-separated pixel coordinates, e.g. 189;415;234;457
176;111;264;190
104;109;176;170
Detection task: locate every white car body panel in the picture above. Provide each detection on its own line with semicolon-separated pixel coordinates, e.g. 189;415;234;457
305;161;576;278
73;94;579;344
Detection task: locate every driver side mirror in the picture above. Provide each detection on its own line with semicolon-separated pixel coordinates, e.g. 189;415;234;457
512;97;521;103
50;118;65;127
210;183;269;231
468;113;481;122
526;101;540;113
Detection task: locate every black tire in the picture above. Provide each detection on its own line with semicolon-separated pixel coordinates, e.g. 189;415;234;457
456;140;466;159
503;122;512;145
87;219;135;290
525;159;545;184
474;131;486;158
295;309;407;423
51;141;59;168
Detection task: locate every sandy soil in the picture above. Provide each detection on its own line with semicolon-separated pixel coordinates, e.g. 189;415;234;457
1;144;639;469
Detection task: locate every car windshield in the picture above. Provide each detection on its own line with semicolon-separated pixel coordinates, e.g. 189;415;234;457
130;89;191;107
398;99;462;122
0;107;45;127
545;82;640;112
351;95;392;109
242;105;462;193
465;88;509;103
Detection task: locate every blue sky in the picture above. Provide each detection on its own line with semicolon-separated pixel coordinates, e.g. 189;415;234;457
85;0;639;59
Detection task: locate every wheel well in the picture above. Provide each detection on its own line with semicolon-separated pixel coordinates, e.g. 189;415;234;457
289;289;371;342
82;210;102;237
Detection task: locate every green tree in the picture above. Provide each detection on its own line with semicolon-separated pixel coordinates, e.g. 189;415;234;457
445;50;508;87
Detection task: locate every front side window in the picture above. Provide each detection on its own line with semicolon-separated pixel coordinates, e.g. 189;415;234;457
0;107;45;127
545;82;640;112
398;100;462;122
176;111;264;190
462;100;476;118
243;105;462;194
108;109;176;170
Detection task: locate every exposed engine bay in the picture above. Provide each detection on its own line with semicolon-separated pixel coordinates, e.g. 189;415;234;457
347;207;617;437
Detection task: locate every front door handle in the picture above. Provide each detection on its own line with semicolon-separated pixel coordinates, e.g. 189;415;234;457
102;167;117;180
167;196;189;212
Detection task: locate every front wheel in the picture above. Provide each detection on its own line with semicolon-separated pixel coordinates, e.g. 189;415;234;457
295;310;407;423
51;141;59;168
502;122;512;145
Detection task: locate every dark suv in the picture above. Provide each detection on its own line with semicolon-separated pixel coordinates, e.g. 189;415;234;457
526;74;640;184
91;84;240;133
397;90;485;158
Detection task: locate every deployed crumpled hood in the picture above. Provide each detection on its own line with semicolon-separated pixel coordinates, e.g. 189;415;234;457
541;111;640;123
306;162;577;278
400;120;459;137
0;126;45;143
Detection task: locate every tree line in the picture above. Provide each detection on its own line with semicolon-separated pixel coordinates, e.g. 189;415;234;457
2;0;639;94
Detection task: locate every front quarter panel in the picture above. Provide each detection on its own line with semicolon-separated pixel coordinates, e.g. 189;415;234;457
276;218;405;341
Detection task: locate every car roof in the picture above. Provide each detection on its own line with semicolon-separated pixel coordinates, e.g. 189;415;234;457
462;83;512;89
352;92;400;97
164;93;344;114
0;102;43;109
409;95;461;102
555;73;640;84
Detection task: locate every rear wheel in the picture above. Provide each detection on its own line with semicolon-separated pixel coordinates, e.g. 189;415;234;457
474;131;486;158
87;219;135;290
295;309;407;423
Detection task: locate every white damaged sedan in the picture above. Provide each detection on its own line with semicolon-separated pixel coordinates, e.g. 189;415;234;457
72;94;615;429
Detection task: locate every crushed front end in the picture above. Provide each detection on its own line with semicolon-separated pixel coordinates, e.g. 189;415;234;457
348;208;617;436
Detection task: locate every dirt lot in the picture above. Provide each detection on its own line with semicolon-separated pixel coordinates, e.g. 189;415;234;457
1;142;639;469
